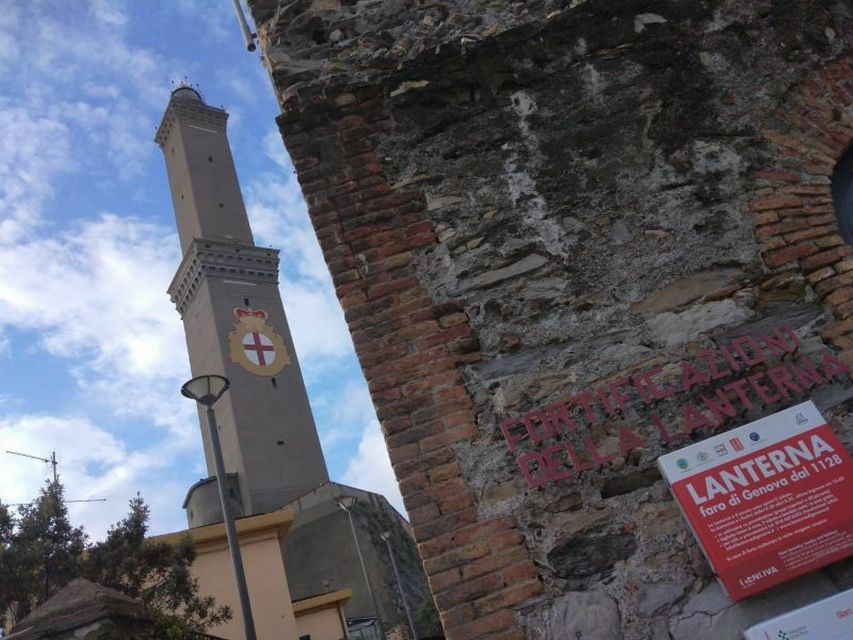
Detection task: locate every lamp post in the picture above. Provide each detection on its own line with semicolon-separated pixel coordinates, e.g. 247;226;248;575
337;496;384;632
181;374;257;640
380;531;417;640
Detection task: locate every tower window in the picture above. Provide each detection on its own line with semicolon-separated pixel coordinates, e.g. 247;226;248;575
208;156;213;162
219;202;224;208
271;377;277;388
832;145;853;244
277;440;285;446
243;297;250;306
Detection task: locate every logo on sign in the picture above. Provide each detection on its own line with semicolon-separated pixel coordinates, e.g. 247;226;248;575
749;431;761;442
776;626;809;640
676;458;689;470
738;565;779;588
228;307;291;376
714;444;728;457
697;451;709;462
795;412;808;425
730;437;744;452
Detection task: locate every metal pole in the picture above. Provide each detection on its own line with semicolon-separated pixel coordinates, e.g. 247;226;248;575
206;406;258;640
383;536;417;640
230;0;256;51
344;507;384;632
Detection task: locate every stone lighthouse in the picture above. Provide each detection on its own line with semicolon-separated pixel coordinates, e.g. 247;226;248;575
155;85;329;522
155;85;433;631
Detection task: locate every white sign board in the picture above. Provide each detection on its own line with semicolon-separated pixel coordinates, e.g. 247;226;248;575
743;588;853;639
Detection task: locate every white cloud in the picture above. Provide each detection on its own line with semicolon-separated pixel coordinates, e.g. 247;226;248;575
0;5;20;70
0;212;204;538
0;413;189;538
221;73;258;104
0;4;169;243
0;214;193;436
279;281;355;364
0;4;175;198
82;83;122;100
62;100;153;180
173;0;234;44
0;106;71;242
262;128;290;170
246;131;354;363
88;0;129;27
343;420;406;517
317;380;379;448
26;12;165;108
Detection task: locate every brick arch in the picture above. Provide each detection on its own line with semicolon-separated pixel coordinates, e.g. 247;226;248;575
749;56;853;357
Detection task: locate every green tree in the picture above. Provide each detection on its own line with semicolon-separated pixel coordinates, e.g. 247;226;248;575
0;481;230;637
81;493;231;636
0;499;19;619
0;481;86;623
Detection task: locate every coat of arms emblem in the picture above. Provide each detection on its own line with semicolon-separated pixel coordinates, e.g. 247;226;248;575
228;307;291;376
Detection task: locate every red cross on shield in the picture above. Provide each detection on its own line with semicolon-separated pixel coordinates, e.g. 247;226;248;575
242;332;276;366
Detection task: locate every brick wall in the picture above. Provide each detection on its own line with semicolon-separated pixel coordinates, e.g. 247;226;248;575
276;84;542;639
751;58;853;354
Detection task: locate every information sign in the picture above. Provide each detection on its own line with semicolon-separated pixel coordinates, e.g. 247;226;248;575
658;401;853;600
743;587;853;639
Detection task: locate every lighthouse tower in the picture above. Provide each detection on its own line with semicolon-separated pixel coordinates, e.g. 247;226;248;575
155;86;329;522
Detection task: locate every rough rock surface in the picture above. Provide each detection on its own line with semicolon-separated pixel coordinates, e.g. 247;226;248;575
248;0;853;638
669;574;838;640
526;590;623;640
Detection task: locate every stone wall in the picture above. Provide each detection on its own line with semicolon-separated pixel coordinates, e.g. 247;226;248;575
279;481;434;633
247;1;853;638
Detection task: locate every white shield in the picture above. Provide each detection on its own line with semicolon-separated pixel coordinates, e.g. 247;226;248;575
242;331;276;366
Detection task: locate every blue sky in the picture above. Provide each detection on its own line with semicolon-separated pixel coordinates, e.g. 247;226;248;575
0;0;402;538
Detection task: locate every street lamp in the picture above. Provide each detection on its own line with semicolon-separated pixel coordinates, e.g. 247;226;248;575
380;531;417;640
337;496;384;632
181;374;257;640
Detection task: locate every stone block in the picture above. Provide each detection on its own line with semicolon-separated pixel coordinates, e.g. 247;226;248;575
548;529;636;588
631;268;742;313
637;581;689;617
528;591;623;640
460;254;549;290
669;573;838;640
646;299;754;349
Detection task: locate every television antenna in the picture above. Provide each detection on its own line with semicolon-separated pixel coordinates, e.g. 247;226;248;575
4;450;107;505
7;449;57;482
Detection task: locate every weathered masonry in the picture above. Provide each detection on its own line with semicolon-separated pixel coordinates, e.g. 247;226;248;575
245;1;853;638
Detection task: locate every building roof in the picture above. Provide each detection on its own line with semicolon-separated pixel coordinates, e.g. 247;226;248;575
7;579;149;639
149;509;295;546
291;588;353;615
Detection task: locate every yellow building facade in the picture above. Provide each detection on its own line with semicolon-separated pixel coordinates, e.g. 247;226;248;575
150;510;350;640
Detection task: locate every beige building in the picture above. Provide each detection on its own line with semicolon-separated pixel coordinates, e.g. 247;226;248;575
293;590;353;640
150;510;350;640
